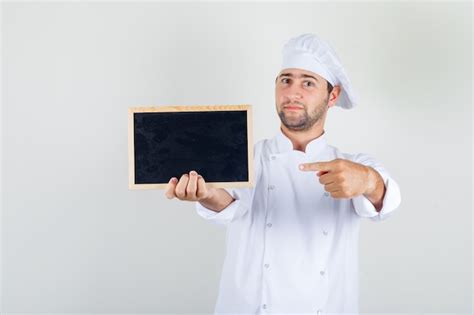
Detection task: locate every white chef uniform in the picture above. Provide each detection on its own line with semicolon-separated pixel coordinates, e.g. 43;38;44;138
196;128;401;314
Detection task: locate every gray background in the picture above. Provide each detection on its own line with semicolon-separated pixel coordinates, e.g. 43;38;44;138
1;1;472;314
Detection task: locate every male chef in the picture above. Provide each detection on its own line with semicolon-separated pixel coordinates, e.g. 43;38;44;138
165;33;401;314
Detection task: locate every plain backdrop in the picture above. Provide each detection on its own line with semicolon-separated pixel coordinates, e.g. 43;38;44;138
1;1;472;314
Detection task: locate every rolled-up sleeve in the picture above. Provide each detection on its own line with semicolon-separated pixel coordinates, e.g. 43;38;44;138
350;153;401;221
196;188;252;227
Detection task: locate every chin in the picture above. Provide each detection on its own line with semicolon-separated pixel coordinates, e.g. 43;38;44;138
281;119;306;130
283;113;304;122
284;124;308;132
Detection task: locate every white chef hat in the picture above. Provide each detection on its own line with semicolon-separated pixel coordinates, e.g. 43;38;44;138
281;33;358;109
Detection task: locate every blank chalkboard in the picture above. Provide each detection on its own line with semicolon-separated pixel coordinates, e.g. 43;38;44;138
128;105;254;189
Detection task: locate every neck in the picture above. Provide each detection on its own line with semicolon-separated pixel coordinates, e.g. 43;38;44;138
280;123;325;152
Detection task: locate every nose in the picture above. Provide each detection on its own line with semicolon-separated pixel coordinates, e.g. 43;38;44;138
287;84;303;101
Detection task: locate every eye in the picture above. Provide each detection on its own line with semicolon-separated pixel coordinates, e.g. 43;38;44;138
280;77;290;84
303;80;315;87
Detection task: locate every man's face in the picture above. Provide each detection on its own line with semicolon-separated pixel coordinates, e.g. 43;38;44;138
275;68;331;132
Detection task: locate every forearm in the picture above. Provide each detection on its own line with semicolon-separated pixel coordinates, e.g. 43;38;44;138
363;166;386;212
199;188;235;212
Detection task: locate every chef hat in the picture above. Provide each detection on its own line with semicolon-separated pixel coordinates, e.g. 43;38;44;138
281;33;358;109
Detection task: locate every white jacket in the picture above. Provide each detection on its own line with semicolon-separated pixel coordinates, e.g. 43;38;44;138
196;129;402;315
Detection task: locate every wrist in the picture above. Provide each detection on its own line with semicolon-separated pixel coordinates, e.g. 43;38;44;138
363;166;377;198
362;167;385;212
199;187;217;202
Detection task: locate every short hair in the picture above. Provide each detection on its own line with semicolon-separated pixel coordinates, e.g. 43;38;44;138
327;81;334;95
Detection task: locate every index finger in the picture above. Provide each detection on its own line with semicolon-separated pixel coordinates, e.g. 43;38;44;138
299;161;333;172
196;175;209;199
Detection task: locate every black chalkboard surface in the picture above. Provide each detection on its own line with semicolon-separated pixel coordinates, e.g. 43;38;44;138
128;105;254;189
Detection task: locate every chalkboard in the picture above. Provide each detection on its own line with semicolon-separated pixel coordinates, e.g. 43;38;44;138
128;105;254;189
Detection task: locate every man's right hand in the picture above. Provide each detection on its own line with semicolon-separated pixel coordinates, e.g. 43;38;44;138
164;170;234;212
165;170;214;201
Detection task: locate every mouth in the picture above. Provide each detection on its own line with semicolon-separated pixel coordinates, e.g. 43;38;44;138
283;106;304;111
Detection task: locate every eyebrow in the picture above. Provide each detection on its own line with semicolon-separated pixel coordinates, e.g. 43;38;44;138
278;72;320;82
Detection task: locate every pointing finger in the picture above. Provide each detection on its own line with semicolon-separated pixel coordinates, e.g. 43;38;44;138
299;161;333;172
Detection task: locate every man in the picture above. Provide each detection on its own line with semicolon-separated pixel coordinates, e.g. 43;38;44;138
165;34;401;314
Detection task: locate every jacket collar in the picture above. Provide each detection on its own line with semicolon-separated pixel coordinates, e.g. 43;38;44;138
275;127;328;156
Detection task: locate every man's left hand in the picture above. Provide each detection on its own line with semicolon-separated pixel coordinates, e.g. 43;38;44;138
299;159;385;209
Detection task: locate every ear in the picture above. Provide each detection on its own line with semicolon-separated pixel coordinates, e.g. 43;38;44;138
327;86;341;108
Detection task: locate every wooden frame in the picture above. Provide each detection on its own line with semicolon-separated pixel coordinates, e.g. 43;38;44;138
128;104;254;190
